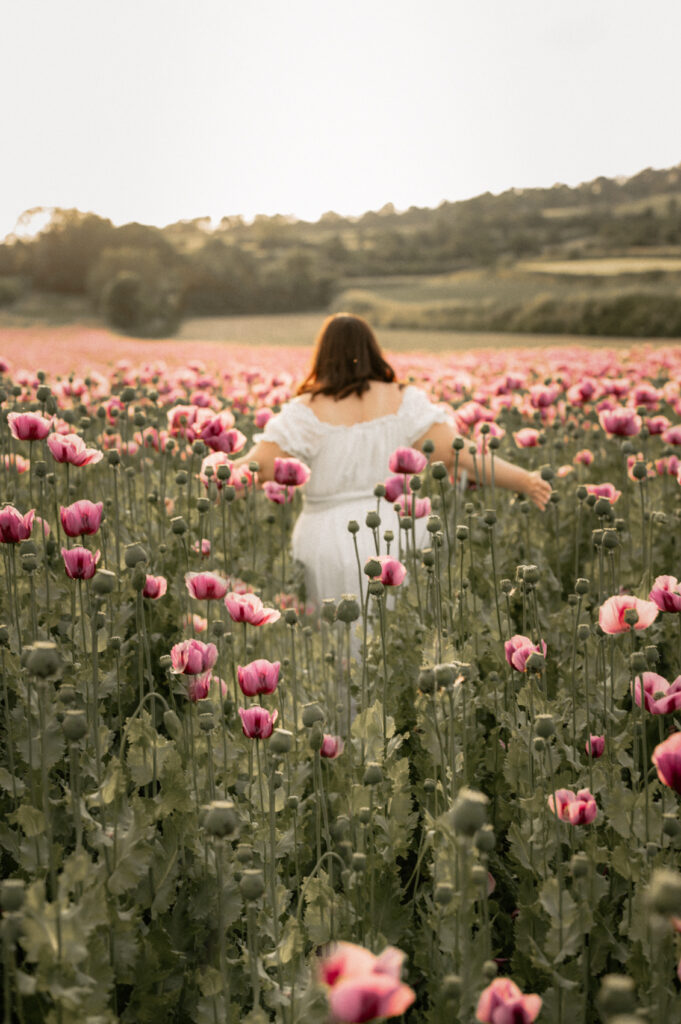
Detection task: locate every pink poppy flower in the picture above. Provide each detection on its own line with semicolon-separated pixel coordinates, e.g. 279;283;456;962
319;943;378;987
504;635;547;672
47;432;103;466
585;483;621;504
598;595;659;634
320;734;345;759
548;788;598;825
573;448;594;466
0;506;35;543
384;475;408;503
598;406;642;436
254;407;273;428
652;732;681;794
513;428;540;448
60;500;103;537
200;419;247;454
377;556;407;587
183;612;208;633
2;454;30;474
476;977;542;1024
61;546;100;580
199;451;232;490
185;571;229;600
263;481;295;504
585;735;605;758
634;672;681;715
238;706;278;739
273;457;311;487
224;592;281;626
654;454;680;477
186;671;211;702
7;411;53;441
649;575;681;613
388;447;427;475
237;659;281;696
328;972;415;1023
192;539;212;557
143;575;167;599
647;415;671;436
394;494;431;519
529;383;561;408
662;425;681;446
170;639;218;675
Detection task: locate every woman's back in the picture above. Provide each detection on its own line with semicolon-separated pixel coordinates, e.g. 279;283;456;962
296;380;404;426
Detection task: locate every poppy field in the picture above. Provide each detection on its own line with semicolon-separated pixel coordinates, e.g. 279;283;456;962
1;337;681;1023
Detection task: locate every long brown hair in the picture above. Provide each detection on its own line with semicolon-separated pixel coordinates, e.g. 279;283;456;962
296;314;397;400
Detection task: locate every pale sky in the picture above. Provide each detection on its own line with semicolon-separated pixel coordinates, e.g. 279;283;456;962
2;0;680;241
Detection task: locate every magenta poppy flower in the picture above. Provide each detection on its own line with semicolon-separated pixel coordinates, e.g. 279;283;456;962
3;454;29;474
254;407;273;428
662;425;681;446
224;592;281;626
187;671;212;702
185;571;229;601
647;415;671;436
634;672;681;715
0;506;35;543
143;575;167;599
652;732;681;794
61;546;100;580
200;419;247;454
263;481;295;504
585;735;605;758
504;635;547;672
237;659;281;696
388;447;427;475
7;411;53;441
60;500;103;538
513;428;540;448
273;457;311;487
328;972;415;1023
573;448;594;466
548;788;598;825
598;595;659;634
47;432;103;466
649;575;681;614
319;943;378;987
383;475;408;503
598;406;642;436
377;556;407;587
170;639;218;675
476;977;542;1024
320;734;345;759
238;706;278;739
394;494;431;519
585;482;621;504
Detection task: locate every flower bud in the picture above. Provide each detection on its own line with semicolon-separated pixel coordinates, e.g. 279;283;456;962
450;787;489;837
163;710;182;740
204;800;239;838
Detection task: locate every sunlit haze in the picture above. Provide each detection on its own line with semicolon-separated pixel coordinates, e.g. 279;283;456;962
2;0;680;241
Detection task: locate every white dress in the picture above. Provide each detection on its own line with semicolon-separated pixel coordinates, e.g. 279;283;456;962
255;385;452;607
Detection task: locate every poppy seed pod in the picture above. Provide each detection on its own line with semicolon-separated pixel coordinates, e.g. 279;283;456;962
364;557;381;578
434;882;454;906
336;596;360;623
365;511;381;529
662;813;681;837
239;869;265;901
431;461;447;480
270;728;294;755
575;578;590;595
91;569;116;597
470;865;488;887
204;800;239;838
596;975;637;1017
456;525;468;541
302;703;325;727
309;724;324;751
352;852;367;872
321;599;336;623
368;580;384;597
623;608;639;627
535;714;555;739
632;460;648;480
26;641;62;679
443;974;461;1000
124;543;147;568
62;709;88;742
571;852;590;878
418;667;436;693
450;787;489;836
347;520;360;534
647;868;681;917
363;762;383;786
474;825;495;853
1;879;26;913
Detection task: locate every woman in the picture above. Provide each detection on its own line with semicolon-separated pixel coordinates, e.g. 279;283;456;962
232;314;551;607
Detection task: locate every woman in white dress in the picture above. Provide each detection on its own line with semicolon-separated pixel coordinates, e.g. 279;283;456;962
232;314;551;608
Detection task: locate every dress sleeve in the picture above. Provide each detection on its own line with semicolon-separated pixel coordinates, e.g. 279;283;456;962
400;385;454;445
253;401;324;462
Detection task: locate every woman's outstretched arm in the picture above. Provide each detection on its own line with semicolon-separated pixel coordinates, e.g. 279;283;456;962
412;422;552;511
229;440;290;484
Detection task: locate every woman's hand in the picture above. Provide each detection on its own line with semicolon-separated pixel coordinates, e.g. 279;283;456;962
524;471;553;511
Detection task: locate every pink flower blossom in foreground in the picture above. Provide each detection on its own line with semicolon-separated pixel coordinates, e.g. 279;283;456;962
319;942;415;1024
662;425;681;446
239;706;278;739
186;671;228;702
384;475;408;503
263;481;295;504
476;977;542;1024
60;500;103;537
254;407;273;428
649;575;681;613
513;428;540;448
585;735;605;758
143;575;167;599
185;571;229;600
585;482;621;504
320;735;344;758
573;448;594;466
237;659;281;696
7;411;52;441
377;555;407;587
504;635;547;672
548;788;598;825
652;732;681;794
224;592;281;626
388;446;427;475
183;612;207;633
598;406;642;436
0;506;35;543
598;595;659;634
634;673;681;715
170;639;218;675
61;546;100;580
273;457;311;486
47;432;103;466
200;420;247;454
647;415;671;436
394;493;431;519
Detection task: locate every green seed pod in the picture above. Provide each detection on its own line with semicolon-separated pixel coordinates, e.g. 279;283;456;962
365;511;381;529
499;578;512;595
170;516;188;535
474;825;495;854
62;709;88;742
662;813;681;838
540;465;554;481
535;714;555;738
525;651;545;672
647;868;681;917
570;852;590;878
302;703;325;727
363;762;383;786
577;624;590;643
632;461;647;480
364;557;381;578
383;530;394;544
423;778;436;793
163;710;182;740
198;712;215;733
434;882;454;905
235;843;253;864
434;663;457;688
368;580;384;597
596;975;637;1017
373;483;386;498
309;723;324;751
109;636;122;653
431;461;447;480
120;386;136;403
270;728;293;755
399;514;413;530
358;806;371;825
284;608;298;626
644;645;659;667
470;864;487;887
352;852;367;872
106;449;121;466
196;497;210;514
58;683;77;706
409;476;421;492
26;641;62;679
331;815;350;842
211;620;226;637
239;869;265;901
91;569;116;596
455;525;468;541
336;595;360;623
124;543;147;568
623;608;639;627
602;529;619;549
629;651;647;673
442;974;461;999
131;567;147;592
450;787;489;837
0;879;26;913
418;667;436;693
204;800;239;838
347;520;360;534
482;960;497;980
21;553;38;572
321;599;336;623
286;795;299;811
216;464;231;482
427;514;442;533
533;736;545;753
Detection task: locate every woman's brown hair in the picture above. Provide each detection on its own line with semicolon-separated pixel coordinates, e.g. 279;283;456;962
296;314;397;400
